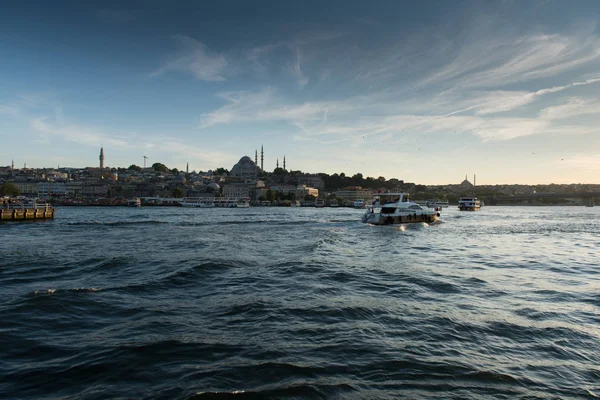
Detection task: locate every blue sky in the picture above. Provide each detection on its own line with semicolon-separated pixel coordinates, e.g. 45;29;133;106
1;0;600;184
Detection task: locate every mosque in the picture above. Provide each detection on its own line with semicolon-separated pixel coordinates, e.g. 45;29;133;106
230;146;287;179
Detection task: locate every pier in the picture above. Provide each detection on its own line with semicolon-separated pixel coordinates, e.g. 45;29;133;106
0;203;56;221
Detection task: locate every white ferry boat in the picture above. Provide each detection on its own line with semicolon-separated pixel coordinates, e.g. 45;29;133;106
236;198;250;208
362;193;441;225
353;199;366;208
127;197;141;207
458;197;481;211
180;197;215;208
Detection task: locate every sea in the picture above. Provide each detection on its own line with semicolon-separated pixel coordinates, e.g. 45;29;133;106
1;206;599;399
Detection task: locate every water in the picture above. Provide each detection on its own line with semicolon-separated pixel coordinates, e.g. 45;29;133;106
1;206;599;399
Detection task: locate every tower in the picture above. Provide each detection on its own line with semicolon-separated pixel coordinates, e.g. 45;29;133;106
283;155;286;170
474;174;476;186
99;147;105;169
260;145;264;171
186;162;189;174
255;149;258;166
276;158;279;169
11;160;14;170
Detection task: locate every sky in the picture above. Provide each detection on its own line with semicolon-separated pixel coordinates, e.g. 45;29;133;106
1;0;600;185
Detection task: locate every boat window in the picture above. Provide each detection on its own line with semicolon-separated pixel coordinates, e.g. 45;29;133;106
381;207;396;214
408;205;422;210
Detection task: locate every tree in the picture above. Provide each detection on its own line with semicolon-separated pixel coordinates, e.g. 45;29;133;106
0;183;20;197
173;187;184;198
152;162;169;173
214;167;229;175
266;189;275;201
128;164;142;172
171;168;179;174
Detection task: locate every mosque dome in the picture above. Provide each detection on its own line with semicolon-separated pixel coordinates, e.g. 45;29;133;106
207;182;220;190
231;155;259;179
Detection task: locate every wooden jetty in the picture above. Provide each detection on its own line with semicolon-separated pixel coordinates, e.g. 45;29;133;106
0;203;56;221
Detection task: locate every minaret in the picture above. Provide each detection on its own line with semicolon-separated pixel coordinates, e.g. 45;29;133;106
11;160;14;170
260;145;264;171
474;174;476;186
276;158;279;169
186;162;189;174
283;155;286;170
255;149;258;166
99;147;105;169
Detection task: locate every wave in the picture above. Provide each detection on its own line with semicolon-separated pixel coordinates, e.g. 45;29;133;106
68;220;167;226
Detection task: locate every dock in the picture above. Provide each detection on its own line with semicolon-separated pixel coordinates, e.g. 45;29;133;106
0;203;56;221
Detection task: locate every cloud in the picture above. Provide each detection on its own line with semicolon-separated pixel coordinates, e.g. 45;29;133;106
290;47;308;88
150;35;227;82
539;97;600;120
199;88;345;129
0;104;20;117
31;117;130;147
30;117;238;169
420;32;600;89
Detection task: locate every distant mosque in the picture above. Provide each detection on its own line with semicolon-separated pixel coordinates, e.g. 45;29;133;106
460;174;476;189
230;145;288;179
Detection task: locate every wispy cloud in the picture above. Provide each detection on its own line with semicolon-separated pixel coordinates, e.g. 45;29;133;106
290;47;308;88
420;31;600;89
539;97;600;120
150;35;227;82
31;117;130;148
0;104;20;117
199;88;345;129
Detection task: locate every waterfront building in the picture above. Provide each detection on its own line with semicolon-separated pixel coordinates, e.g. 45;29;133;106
222;182;255;199
13;182;39;197
37;182;67;199
334;186;373;202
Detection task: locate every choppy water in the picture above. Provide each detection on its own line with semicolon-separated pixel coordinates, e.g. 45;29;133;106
1;206;599;399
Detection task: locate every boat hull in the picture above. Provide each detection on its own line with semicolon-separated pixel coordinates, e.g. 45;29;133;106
362;212;439;225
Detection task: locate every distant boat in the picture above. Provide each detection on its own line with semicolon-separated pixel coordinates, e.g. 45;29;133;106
314;199;325;208
329;199;339;207
290;200;301;207
458;197;481;211
180;197;215;208
127;198;141;207
353;199;366;209
236;198;250;208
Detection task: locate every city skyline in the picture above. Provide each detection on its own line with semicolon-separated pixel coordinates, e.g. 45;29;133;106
2;1;600;185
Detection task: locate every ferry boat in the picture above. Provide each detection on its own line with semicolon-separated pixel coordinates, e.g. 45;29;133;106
236;198;250;208
362;193;441;225
353;199;367;209
314;199;325;208
458;197;481;211
127;197;141;207
180;197;215;208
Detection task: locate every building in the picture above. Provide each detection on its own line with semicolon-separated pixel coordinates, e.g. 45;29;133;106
230;156;260;179
334;186;373;201
297;175;325;193
222;182;255;199
38;182;67;199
